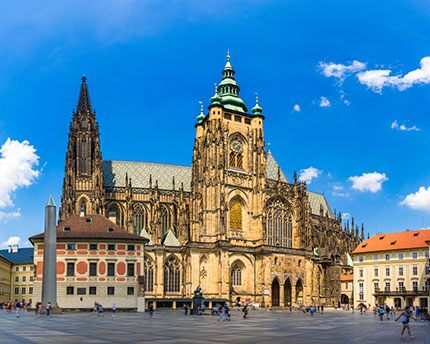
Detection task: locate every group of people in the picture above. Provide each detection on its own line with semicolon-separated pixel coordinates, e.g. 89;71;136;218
1;300;52;318
300;304;324;315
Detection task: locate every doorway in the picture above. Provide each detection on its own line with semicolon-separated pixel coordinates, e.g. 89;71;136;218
272;279;280;307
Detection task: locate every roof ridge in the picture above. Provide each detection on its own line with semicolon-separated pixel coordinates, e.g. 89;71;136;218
103;159;191;169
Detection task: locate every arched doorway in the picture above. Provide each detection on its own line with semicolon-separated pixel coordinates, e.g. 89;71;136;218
271;279;280;307
296;279;304;305
341;294;349;305
284;279;292;307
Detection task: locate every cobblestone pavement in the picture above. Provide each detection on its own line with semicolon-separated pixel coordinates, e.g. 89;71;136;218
0;309;429;344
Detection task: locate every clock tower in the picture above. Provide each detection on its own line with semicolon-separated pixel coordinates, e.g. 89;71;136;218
191;53;266;245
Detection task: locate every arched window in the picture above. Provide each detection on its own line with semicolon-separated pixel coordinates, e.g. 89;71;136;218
81;140;87;174
107;203;121;226
229;198;242;230
144;256;154;293
229;139;243;169
164;256;180;293
265;198;292;247
160;205;171;236
133;203;149;235
231;262;243;286
79;199;87;216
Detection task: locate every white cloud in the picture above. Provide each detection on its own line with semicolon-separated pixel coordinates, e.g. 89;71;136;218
391;120;420;132
357;56;430;93
0;236;21;249
348;172;388;193
400;186;430;212
293;104;301;112
299;167;322;185
319;60;366;81
332;185;349;197
319;96;331;107
0;210;21;222
341;212;351;220
0;138;40;218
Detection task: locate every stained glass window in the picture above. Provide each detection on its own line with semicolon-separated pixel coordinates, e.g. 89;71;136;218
164;256;180;293
265;198;292;247
231;262;242;286
144;256;154;292
133;203;149;234
230;199;242;230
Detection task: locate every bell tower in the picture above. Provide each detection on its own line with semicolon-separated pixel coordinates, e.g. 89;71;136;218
191;53;266;244
60;76;104;221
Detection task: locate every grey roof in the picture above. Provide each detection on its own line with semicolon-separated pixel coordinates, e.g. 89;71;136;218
308;192;333;218
266;151;288;183
0;247;34;264
102;157;332;218
103;160;192;192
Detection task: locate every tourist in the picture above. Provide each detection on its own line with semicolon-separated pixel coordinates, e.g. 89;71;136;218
242;304;248;319
46;302;52;317
378;305;384;321
320;304;324;313
35;302;42;317
395;306;416;339
15;300;21;318
112;303;116;317
148;303;154;318
224;303;230;321
184;303;189;316
385;304;390;320
218;305;223;321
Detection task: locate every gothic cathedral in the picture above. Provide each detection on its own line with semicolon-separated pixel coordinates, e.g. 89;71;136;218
60;54;363;308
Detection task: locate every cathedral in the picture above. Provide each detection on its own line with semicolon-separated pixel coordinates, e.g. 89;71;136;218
59;54;363;308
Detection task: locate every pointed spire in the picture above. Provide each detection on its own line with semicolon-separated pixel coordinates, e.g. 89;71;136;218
216;51;248;113
293;170;297;185
47;195;56;207
196;101;205;123
252;93;263;115
77;75;92;114
210;83;221;105
361;223;365;240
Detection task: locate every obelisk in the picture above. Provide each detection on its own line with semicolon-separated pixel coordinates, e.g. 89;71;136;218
42;195;57;308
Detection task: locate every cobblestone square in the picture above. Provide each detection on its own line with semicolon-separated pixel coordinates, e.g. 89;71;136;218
0;309;429;344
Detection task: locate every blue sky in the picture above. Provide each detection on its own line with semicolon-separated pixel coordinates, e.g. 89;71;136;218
1;0;430;247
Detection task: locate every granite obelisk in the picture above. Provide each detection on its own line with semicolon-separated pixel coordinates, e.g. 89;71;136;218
42;195;57;308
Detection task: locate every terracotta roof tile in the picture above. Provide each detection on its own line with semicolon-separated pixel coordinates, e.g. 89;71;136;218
352;229;430;254
340;275;353;282
29;215;148;243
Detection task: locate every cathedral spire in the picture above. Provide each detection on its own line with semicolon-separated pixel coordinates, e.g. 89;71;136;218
251;93;263;116
216;51;248;113
77;75;92;114
196;101;205;123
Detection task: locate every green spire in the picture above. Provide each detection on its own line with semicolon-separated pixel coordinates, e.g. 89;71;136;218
216;50;248;113
251;93;263;115
210;83;221;105
196;101;205;123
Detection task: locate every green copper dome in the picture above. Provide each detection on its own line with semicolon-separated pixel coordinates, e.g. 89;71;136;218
216;52;248;113
196;101;205;123
251;94;263;115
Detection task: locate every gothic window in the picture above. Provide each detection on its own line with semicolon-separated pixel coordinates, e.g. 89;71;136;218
133;203;149;235
144;256;154;293
265;198;292;247
160;205;171;236
80;140;87;174
229;198;242;230
229;139;243;169
79;199;87;216
164;256;180;293
107;203;121;226
231;262;242;286
81;119;87;129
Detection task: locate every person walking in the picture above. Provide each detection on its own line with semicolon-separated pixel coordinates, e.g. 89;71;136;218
184;303;189;316
112;303;116;317
378;305;384;321
148;303;154;318
15;300;21;318
46;302;52;317
242;304;249;319
395;307;416;339
36;302;42;317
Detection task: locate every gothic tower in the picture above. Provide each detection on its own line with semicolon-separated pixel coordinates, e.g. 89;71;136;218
191;53;266;244
60;76;104;221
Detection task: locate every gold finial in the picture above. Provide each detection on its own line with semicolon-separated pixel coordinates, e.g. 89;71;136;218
226;49;230;61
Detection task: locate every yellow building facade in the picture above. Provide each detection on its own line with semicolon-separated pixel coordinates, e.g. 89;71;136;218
353;230;430;310
0;254;12;304
56;55;362;309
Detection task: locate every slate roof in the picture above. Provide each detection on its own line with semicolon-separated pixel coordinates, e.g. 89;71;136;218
29;215;149;243
353;229;430;254
102;151;332;218
0;247;34;264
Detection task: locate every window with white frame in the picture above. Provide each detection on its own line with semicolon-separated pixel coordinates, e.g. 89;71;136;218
359;269;363;278
385;267;390;276
412;281;418;291
399;266;404;276
413;266;418;275
374;268;379;277
412;252;418;259
385;254;390;261
358;282;364;300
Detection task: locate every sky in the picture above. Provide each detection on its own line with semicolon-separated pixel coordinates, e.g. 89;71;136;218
2;0;430;247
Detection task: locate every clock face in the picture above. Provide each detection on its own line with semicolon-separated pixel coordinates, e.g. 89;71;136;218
230;140;243;153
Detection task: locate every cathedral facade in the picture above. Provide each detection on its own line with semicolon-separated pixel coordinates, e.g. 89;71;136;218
59;55;363;308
